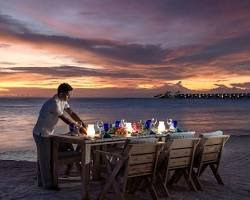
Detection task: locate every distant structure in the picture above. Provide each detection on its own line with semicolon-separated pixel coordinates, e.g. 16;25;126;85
154;91;250;99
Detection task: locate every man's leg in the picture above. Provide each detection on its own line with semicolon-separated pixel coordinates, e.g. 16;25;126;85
33;134;43;187
36;155;43;187
38;136;54;189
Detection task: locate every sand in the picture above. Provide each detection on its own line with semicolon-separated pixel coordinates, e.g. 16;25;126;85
0;135;250;200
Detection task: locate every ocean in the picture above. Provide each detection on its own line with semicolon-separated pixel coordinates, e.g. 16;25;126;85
0;97;249;161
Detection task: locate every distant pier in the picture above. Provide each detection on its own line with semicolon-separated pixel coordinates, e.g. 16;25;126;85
154;92;250;99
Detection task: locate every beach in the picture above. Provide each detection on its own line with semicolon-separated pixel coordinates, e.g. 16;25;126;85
0;135;249;200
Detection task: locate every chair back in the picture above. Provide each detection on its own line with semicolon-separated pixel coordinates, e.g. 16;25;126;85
196;135;230;173
167;138;200;170
125;143;162;178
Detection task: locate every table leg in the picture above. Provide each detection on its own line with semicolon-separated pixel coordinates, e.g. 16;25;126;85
52;139;59;187
93;145;101;181
81;144;91;200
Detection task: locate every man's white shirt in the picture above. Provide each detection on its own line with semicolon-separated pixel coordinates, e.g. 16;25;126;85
33;95;70;136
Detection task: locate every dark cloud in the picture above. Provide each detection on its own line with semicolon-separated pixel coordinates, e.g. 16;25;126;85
225;60;250;75
172;33;250;64
2;66;144;79
92;43;168;65
150;66;195;80
0;43;11;48
8;32;168;65
231;82;250;89
0;14;31;34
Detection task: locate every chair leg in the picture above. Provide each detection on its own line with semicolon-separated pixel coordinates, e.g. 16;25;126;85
147;177;159;200
183;170;198;192
210;164;224;185
198;165;208;177
98;159;125;200
112;178;125;200
168;170;183;185
158;175;170;197
192;170;203;191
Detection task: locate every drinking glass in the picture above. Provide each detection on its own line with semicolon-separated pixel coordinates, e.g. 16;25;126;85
69;123;75;132
104;123;109;132
151;118;158;129
120;119;126;128
96;120;104;136
139;120;145;133
145;120;152;129
173;120;178;128
115;120;121;128
167;119;172;128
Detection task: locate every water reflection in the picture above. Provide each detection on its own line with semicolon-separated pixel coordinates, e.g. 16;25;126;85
0;98;250;157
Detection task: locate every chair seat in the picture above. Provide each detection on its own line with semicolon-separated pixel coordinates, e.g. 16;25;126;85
59;151;81;159
58;151;81;164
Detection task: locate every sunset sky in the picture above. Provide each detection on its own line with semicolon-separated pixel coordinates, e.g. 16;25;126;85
0;0;250;97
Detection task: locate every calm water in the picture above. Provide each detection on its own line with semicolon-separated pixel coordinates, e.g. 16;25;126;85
0;97;250;161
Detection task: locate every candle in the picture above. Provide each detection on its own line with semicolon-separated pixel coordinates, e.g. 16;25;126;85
158;121;165;134
87;124;95;138
125;122;133;137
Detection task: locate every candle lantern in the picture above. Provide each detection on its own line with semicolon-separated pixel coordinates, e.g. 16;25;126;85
87;124;95;138
158;121;166;134
125;122;133;137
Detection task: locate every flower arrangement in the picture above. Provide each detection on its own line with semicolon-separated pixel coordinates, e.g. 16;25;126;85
114;127;127;136
132;122;143;133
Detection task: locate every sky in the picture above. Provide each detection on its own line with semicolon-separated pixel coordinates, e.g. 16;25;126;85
0;0;250;97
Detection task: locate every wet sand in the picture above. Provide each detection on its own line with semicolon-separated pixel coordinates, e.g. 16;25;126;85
0;136;250;200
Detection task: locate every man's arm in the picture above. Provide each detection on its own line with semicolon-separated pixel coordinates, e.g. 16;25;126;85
64;107;86;128
59;114;74;125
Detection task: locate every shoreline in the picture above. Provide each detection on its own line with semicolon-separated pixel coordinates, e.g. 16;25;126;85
1;136;250;199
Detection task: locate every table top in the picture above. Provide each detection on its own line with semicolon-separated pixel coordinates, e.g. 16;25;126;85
51;132;173;144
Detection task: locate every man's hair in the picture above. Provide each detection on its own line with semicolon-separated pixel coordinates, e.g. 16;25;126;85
57;83;73;94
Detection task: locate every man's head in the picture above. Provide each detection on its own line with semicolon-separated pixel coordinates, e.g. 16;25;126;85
57;83;73;101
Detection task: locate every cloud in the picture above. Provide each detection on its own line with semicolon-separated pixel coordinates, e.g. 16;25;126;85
0;14;31;34
0;62;16;65
1;66;144;79
0;43;11;48
172;33;250;64
231;82;250;90
0;81;193;97
0;25;168;67
1;0;250;97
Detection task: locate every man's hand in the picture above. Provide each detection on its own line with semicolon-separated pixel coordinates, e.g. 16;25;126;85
72;121;87;135
79;126;87;135
78;120;87;129
65;108;87;128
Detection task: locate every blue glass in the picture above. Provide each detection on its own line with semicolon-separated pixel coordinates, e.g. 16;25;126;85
69;123;75;132
104;123;109;132
115;120;121;128
173;120;178;128
145;120;152;129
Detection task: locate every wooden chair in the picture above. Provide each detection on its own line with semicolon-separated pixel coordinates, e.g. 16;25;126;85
95;141;167;200
192;135;230;190
158;138;200;194
52;139;82;186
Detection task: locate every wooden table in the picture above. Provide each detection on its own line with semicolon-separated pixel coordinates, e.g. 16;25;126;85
51;133;169;200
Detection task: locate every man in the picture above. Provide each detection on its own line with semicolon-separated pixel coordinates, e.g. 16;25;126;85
33;83;86;190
